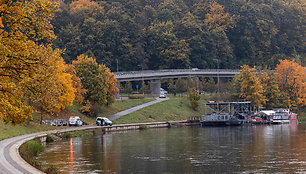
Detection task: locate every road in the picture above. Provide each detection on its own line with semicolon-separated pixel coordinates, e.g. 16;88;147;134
0;97;168;174
109;97;168;120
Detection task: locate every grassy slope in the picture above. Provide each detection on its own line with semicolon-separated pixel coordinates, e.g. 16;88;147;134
0;98;154;141
113;97;204;124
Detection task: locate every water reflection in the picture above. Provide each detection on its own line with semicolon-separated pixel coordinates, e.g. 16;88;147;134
38;123;306;173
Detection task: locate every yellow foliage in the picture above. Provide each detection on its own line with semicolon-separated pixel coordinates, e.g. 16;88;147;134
0;0;72;124
204;1;236;31
237;65;267;108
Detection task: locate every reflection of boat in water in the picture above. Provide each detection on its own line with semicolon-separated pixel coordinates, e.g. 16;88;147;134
200;102;254;126
271;109;298;124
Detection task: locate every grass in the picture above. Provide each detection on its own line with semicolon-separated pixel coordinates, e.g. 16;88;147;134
0;98;155;141
19;139;60;174
113;97;205;124
0;122;59;141
97;98;154;117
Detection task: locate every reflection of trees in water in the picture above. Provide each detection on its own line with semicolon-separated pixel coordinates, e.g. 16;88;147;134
38;124;305;173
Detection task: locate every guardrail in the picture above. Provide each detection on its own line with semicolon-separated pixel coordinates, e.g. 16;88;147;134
114;69;240;81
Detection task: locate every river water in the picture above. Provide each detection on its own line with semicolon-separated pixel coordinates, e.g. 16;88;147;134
37;123;306;173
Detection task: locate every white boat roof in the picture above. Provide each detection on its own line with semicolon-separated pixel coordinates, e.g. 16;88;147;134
260;110;275;115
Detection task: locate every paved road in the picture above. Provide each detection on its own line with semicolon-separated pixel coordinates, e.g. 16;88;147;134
0;97;168;174
109;97;168;120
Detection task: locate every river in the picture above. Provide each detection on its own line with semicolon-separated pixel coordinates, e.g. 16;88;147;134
37;123;306;173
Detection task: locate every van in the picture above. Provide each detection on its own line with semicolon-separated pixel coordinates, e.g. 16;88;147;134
69;116;83;126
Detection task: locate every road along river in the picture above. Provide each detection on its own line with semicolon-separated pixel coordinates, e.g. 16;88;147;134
0;98;168;174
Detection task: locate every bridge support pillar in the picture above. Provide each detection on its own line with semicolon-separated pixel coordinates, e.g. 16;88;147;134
150;79;161;94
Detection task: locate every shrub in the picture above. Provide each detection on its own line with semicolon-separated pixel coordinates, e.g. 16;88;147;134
129;94;145;99
139;125;149;130
187;88;200;111
19;139;44;168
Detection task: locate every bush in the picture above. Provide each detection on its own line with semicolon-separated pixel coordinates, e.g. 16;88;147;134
19;139;44;168
129;94;145;99
187;88;200;111
139;125;149;130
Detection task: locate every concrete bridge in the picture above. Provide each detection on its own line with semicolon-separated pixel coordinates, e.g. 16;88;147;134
114;69;240;94
114;69;240;81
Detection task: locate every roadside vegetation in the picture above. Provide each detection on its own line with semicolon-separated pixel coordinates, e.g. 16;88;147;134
0;98;154;141
19;139;59;174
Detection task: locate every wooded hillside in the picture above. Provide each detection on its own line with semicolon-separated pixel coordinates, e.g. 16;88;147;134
52;0;305;71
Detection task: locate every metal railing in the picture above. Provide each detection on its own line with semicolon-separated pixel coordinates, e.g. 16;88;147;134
114;69;240;80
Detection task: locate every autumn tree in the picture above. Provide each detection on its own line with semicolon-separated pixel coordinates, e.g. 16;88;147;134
66;64;87;104
259;72;284;109
234;65;266;109
0;0;67;125
104;65;119;105
72;54;118;107
274;59;306;109
25;47;75;123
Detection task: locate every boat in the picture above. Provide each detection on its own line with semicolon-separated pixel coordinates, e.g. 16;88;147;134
250;113;270;124
200;102;254;126
251;116;265;124
271;109;298;124
201;113;242;126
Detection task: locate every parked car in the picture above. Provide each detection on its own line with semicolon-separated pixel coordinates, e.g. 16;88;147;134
160;88;168;94
159;92;166;98
69;116;83;126
96;117;112;126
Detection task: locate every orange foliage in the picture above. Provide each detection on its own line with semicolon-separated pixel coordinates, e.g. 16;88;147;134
66;64;87;104
104;65;119;105
70;0;104;14
274;59;306;107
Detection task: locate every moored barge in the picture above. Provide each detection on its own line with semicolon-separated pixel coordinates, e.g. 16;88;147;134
200;101;254;126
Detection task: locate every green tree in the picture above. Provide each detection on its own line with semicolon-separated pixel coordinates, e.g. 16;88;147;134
72;54;108;105
146;21;190;69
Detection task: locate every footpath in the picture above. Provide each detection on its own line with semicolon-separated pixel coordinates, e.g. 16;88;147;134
0;97;168;174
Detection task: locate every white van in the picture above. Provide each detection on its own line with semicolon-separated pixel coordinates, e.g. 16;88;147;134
69;116;83;126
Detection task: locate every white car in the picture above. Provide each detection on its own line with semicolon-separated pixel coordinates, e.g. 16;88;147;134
160;88;168;94
69;116;83;126
159;93;166;98
96;117;112;126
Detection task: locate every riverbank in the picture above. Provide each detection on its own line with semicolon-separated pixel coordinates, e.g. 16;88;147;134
1;96;305;141
0;98;154;141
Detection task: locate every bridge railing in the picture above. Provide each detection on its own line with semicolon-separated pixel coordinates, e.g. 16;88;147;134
114;69;240;77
